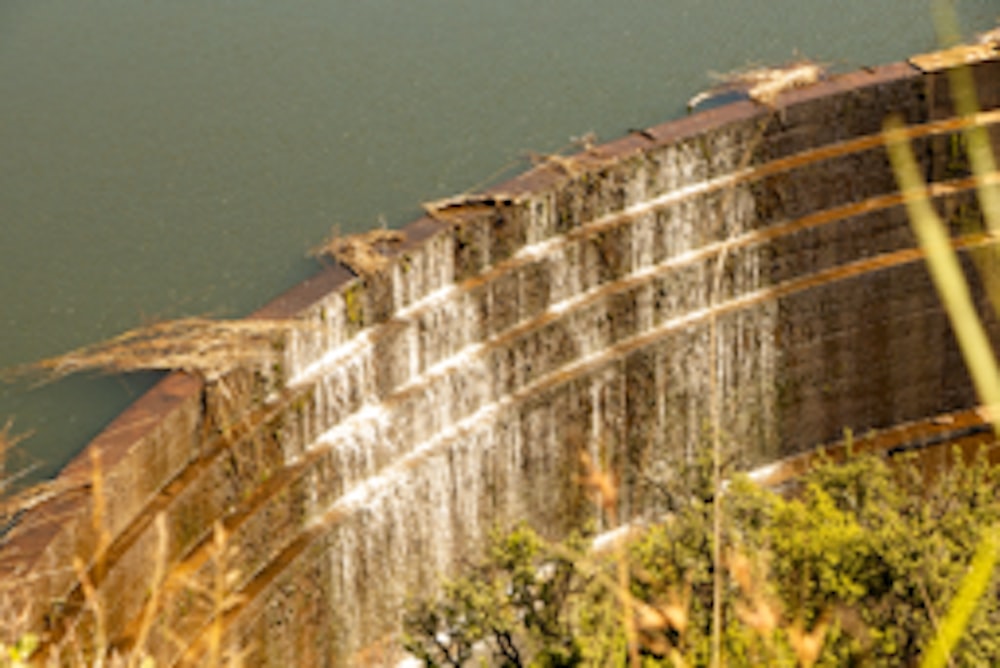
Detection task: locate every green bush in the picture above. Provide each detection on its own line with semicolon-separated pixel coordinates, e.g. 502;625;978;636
403;448;1000;666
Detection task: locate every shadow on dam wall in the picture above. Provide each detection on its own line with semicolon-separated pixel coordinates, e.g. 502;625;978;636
3;48;1000;665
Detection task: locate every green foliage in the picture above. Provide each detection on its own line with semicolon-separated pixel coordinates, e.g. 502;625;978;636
922;523;1000;668
403;450;1000;666
402;524;591;667
0;634;38;668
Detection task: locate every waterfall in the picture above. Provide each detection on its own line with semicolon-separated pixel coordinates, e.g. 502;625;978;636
8;55;998;667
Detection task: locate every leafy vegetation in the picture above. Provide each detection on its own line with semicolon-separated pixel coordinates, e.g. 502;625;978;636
403;448;1000;666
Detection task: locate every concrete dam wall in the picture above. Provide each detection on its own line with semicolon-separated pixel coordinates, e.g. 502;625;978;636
3;49;1000;665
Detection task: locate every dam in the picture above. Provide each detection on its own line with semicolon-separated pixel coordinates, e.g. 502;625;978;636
2;46;1000;665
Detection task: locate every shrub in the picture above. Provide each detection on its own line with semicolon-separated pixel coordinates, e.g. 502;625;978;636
403;449;1000;666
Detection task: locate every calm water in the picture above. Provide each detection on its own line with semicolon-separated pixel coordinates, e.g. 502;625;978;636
1;1;995;481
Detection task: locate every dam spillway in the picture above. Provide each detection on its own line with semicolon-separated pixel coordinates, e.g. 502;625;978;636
2;49;1000;665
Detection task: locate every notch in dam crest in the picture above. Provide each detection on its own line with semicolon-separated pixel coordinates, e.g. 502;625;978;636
4;51;1000;666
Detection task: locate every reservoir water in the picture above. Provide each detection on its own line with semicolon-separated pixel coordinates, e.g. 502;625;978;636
1;1;996;483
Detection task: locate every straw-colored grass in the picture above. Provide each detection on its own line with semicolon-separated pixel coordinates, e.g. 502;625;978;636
0;420;55;531
0;419;30;493
310;227;404;276
688;59;825;111
716;60;825;107
3;445;246;667
2;317;298;385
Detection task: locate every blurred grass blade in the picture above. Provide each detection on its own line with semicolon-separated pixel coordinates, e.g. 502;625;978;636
889;13;1000;660
885;113;1000;668
920;528;1000;668
884;116;1000;430
932;0;1000;233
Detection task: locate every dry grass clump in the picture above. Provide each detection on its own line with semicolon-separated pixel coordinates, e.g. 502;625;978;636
6;447;247;667
688;59;825;111
723;60;825;107
975;25;1000;46
525;151;588;178
310;227;405;276
0;420;58;530
0;418;28;490
0;479;71;537
421;193;518;220
522;132;601;178
2;318;298;385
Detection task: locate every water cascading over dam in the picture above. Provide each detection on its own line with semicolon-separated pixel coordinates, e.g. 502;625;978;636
2;47;1000;666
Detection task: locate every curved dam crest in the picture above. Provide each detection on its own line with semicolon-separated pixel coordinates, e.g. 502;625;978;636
3;50;1000;665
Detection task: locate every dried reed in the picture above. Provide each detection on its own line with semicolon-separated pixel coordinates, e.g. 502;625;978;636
0;420;56;544
310;227;404;276
2;317;298;385
22;447;247;667
689;59;825;111
721;60;825;107
579;451;639;666
0;419;31;494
